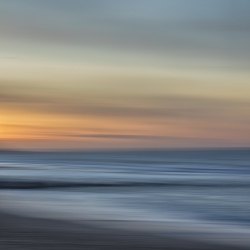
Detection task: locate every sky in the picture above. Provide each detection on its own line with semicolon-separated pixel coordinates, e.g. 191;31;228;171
1;0;250;150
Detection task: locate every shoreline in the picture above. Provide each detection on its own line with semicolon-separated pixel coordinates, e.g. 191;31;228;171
0;210;248;250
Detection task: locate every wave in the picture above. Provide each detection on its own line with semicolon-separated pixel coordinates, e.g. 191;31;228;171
1;179;250;189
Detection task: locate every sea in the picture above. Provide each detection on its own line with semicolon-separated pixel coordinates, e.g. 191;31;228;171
1;149;250;246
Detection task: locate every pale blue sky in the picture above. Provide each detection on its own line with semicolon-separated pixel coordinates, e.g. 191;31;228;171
1;0;250;67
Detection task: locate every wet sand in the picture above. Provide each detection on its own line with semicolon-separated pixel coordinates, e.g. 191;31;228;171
0;211;247;250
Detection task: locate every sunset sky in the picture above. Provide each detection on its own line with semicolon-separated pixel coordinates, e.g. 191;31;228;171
1;0;250;150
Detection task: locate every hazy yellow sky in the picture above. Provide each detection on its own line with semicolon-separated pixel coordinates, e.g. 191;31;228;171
1;0;250;150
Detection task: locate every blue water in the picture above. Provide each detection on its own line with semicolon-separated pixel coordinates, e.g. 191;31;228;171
1;149;250;245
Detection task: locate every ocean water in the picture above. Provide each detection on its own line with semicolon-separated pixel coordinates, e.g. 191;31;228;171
1;149;250;246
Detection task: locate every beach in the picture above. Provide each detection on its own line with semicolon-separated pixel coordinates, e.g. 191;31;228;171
1;210;248;250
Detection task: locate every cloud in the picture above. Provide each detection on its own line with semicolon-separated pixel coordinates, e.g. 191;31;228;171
0;93;45;104
1;84;249;122
0;81;59;104
1;0;250;61
61;133;163;139
46;133;225;146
